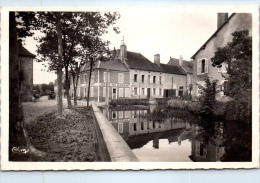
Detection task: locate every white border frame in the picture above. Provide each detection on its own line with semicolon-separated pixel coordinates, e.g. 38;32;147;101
1;5;259;170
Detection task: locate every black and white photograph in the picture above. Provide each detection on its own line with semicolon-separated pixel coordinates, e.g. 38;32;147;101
1;5;259;170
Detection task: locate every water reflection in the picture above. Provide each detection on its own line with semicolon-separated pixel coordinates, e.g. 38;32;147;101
102;105;250;162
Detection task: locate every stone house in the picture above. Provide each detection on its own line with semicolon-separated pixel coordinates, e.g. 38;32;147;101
191;13;252;99
72;57;130;102
18;45;35;102
72;41;188;102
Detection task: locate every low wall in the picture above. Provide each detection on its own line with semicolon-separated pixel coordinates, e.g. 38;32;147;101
92;102;139;162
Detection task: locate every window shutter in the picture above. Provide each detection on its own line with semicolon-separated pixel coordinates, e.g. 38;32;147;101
197;59;202;75
205;59;209;73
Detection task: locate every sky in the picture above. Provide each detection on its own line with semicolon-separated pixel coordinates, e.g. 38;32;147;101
23;8;224;84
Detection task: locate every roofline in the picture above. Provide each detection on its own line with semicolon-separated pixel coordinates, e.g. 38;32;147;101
129;68;186;75
191;13;236;59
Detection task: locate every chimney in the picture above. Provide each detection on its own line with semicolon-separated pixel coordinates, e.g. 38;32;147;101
217;13;228;29
154;54;160;66
120;37;127;61
179;55;183;67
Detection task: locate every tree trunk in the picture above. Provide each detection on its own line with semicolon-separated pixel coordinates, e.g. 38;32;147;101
74;87;77;106
65;66;72;109
55;12;63;118
87;60;93;107
9;12;27;160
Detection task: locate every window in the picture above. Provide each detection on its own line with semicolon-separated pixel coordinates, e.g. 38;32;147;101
159;89;162;96
108;72;110;82
179;86;184;96
78;75;80;85
103;87;106;97
142;75;145;83
90;87;94;97
134;74;138;82
197;59;208;75
147;122;150;130
153;88;156;95
141;122;144;130
148;75;150;83
84;74;87;83
153;76;156;83
84;87;87;98
125;88;130;97
125;111;130;118
134;88;138;95
142;88;145;95
153;121;156;129
159;76;162;84
119;88;124;97
196;141;207;158
133;123;137;131
112;111;117;119
103;72;107;82
118;111;123;118
118;73;124;83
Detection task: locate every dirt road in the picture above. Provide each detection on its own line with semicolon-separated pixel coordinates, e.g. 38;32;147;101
22;96;88;124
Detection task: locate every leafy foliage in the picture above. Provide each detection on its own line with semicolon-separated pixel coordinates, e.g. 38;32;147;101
197;74;218;115
211;29;252;122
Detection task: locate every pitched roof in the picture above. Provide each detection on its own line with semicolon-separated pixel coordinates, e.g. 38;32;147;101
191;13;236;59
99;59;129;71
18;45;36;57
125;51;161;72
126;51;186;75
160;63;186;75
80;59;129;72
167;58;193;74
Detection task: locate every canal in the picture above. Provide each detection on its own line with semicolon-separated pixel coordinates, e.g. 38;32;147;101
100;105;251;162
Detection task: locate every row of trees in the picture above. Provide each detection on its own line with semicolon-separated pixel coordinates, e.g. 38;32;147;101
9;12;120;158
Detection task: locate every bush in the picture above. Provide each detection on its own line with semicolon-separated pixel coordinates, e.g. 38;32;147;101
109;99;149;106
187;102;202;114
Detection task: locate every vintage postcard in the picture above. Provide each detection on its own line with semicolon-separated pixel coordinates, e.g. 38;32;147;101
1;5;259;170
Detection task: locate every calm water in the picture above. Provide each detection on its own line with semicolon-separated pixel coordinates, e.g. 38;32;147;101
101;105;251;162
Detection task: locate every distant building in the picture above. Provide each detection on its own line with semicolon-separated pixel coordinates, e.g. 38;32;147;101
18;45;35;102
168;56;193;95
191;13;252;99
73;41;188;102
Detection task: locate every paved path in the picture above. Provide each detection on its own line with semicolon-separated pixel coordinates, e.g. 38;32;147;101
22;96;88;124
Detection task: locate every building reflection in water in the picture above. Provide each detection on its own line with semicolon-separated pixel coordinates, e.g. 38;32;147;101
102;105;225;162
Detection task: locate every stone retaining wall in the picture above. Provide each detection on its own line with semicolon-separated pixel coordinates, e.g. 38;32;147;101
92;102;139;162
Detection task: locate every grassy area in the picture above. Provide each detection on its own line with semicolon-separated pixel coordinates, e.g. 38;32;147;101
25;107;97;162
